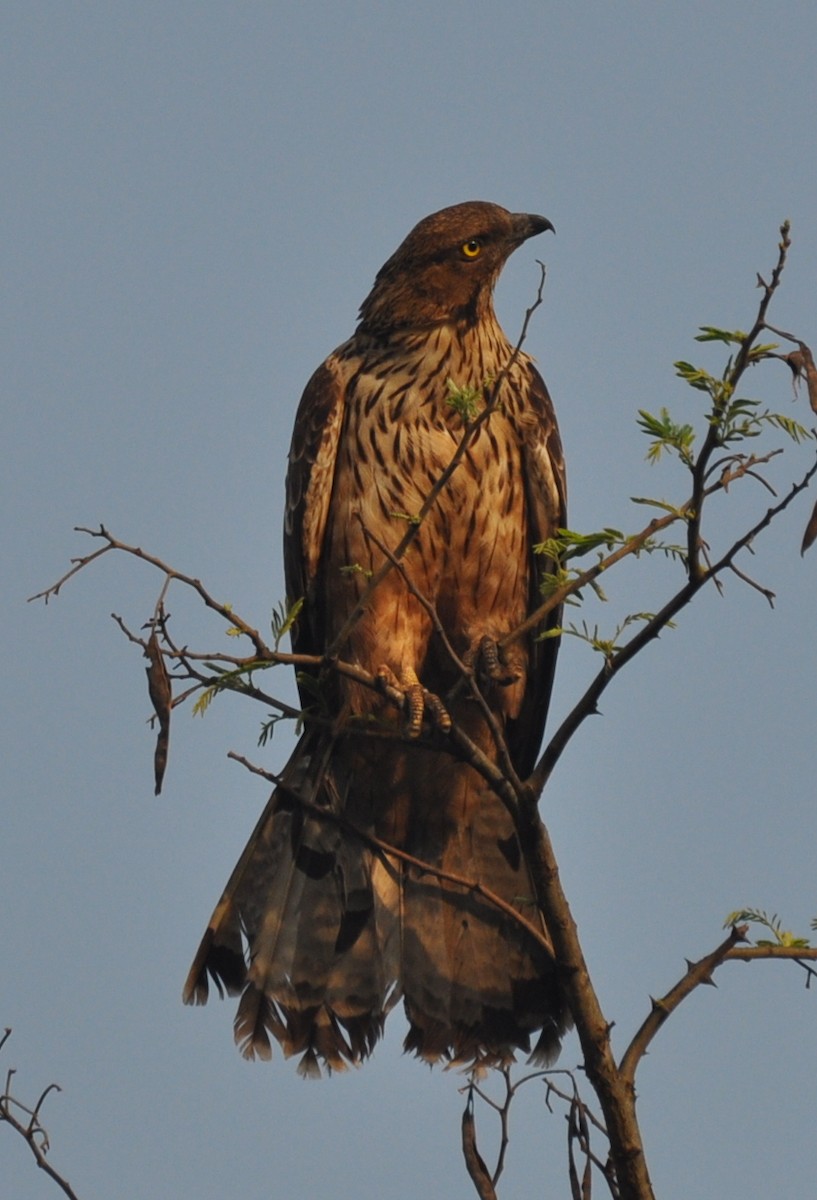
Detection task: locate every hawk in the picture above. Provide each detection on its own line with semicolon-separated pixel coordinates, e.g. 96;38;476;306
184;201;569;1075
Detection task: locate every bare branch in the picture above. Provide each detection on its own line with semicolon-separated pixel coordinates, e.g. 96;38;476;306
723;944;817;963
27;535;116;604
727;561;776;605
0;1031;82;1200
30;525;274;659
227;751;281;786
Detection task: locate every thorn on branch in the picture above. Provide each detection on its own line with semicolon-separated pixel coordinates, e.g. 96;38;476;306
619;923;750;1085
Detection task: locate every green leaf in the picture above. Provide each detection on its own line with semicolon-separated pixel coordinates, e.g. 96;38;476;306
446;377;484;422
535;527;625;563
759;411;813;444
192;686;217;717
674;361;715;392
556;611;674;658
746;341;779;359
630;496;687;516
637;408;696;464
271;596;304;649
694;326;747;345
258;712;288;746
724;907;811;948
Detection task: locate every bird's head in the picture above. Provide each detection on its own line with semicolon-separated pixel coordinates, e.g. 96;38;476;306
357;201;554;335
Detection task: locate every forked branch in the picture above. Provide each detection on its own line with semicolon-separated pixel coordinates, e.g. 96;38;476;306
0;1029;82;1200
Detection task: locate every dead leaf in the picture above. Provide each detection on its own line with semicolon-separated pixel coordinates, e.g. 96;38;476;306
785;340;817;415
145;630;171;794
801;497;817;555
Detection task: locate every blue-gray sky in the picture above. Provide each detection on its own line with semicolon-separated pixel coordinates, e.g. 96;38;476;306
4;4;817;1197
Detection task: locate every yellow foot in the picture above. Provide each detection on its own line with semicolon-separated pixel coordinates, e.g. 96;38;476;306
375;665;452;739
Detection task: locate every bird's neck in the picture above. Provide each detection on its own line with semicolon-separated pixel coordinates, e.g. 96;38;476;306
341;311;526;408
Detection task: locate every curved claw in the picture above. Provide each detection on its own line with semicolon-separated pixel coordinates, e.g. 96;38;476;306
375;665;451;738
467;635;522;689
422;690;452;735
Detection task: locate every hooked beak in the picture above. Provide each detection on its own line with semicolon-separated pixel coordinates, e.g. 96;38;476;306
511;212;555;243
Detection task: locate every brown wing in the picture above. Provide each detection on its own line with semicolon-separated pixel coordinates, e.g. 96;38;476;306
283;354;347;666
506;361;567;777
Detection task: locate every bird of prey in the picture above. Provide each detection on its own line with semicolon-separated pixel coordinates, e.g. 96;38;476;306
184;201;569;1076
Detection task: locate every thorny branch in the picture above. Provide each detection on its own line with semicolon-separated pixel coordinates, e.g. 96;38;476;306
460;920;817;1199
619;926;749;1084
620;927;817;1086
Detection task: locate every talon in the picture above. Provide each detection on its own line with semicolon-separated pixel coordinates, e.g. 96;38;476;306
476;635;520;688
423;690;452;734
376;664;401;694
375;665;450;737
401;667;425;738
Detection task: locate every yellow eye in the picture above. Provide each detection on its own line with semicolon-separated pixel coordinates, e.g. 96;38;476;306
461;238;482;259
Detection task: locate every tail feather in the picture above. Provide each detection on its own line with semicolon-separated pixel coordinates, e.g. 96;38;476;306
234;983;284;1061
184;731;402;1070
397;748;569;1066
185;729;569;1073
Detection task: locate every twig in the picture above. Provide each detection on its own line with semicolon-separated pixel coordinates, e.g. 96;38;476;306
727;561;776;605
543;1074;610;1140
686;221;791;573
29;525;273;660
227;751;282;786
0;1030;82;1200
